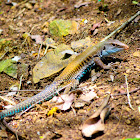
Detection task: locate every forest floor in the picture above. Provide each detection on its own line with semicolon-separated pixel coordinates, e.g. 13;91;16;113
0;0;139;140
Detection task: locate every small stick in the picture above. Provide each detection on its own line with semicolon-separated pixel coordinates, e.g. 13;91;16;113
14;8;25;19
20;24;40;49
125;74;134;110
102;11;140;42
17;75;23;95
29;24;39;34
112;87;140;96
37;43;43;59
71;105;76;116
0;96;16;105
0;89;43;93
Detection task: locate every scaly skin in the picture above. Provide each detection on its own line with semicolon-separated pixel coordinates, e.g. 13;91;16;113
0;40;129;120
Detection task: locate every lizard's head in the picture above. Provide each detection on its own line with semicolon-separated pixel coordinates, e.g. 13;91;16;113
101;39;129;56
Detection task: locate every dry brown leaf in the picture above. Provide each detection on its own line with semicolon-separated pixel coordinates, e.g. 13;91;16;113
53;94;75;111
79;90;97;102
33;44;76;83
81;94;111;137
71;37;91;52
74;100;86;108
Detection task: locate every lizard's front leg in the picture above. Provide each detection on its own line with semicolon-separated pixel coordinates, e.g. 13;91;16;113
94;57;111;69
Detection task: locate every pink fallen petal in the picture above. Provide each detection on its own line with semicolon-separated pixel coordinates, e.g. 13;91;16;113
90;22;101;31
30;35;43;44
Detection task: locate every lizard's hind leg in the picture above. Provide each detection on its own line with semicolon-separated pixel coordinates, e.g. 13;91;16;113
63;79;79;94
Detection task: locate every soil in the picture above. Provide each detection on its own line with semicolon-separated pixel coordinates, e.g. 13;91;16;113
0;0;140;140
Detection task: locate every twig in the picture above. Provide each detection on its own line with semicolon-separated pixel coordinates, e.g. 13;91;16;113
15;0;28;7
0;96;16;105
18;75;23;95
0;45;18;60
14;8;25;19
29;24;39;34
125;74;134;110
21;24;38;47
15;74;23;97
37;43;43;59
0;24;39;60
101;11;140;42
13;0;29;19
112;87;140;96
71;105;76;116
0;89;42;93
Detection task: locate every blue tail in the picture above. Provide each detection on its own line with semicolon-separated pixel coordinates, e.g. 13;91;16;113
0;82;58;120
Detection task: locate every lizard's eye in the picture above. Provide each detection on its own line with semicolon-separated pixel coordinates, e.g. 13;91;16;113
103;46;106;50
112;43;116;46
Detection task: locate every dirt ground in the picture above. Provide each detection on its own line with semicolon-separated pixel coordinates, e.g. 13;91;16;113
0;0;140;140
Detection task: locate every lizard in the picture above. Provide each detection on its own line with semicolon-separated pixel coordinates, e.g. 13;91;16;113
0;39;129;120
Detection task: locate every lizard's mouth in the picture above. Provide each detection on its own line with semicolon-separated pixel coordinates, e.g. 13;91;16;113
113;42;129;50
123;44;129;50
105;39;129;50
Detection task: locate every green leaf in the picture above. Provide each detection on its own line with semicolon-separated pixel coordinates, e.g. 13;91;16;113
0;39;12;59
138;106;140;113
0;11;4;14
132;1;138;4
49;19;78;37
3;63;17;78
0;39;11;46
0;59;17;78
0;59;14;72
122;138;140;140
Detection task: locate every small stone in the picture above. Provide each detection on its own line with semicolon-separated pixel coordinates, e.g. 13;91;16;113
0;130;8;138
136;134;140;138
125;119;131;125
123;106;131;112
29;0;37;5
37;131;40;135
110;74;114;82
17;21;23;26
126;69;131;73
84;19;88;24
25;3;33;9
75;101;86;108
136;99;140;105
77;109;87;115
133;51;140;57
91;75;97;82
0;29;3;34
133;96;138;100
